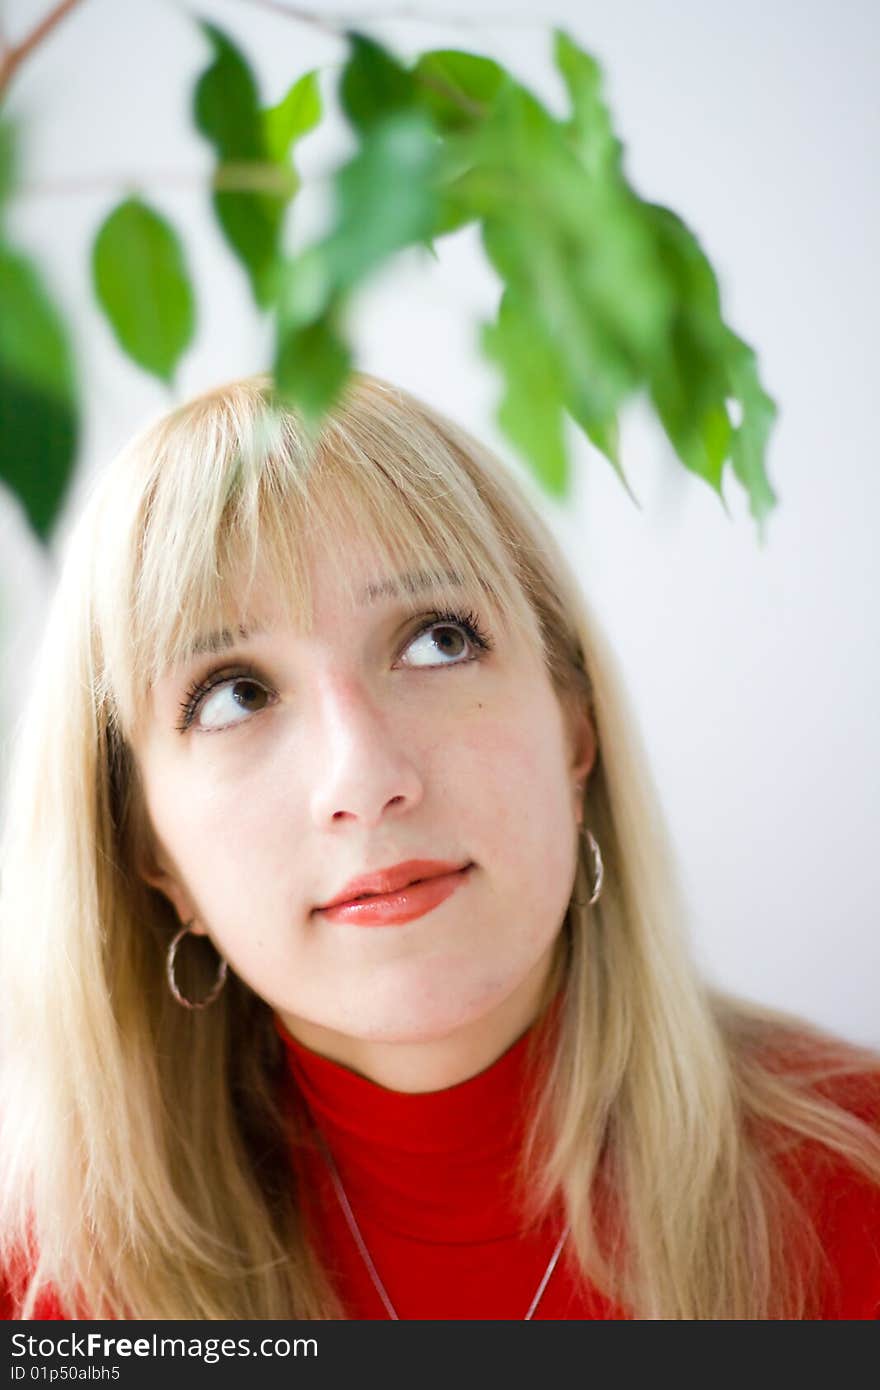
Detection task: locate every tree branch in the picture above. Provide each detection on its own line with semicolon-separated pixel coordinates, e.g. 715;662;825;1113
232;0;343;37
17;163;335;199
0;0;89;100
233;0;490;120
234;0;548;31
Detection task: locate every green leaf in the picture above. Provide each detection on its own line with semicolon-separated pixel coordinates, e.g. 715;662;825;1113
649;333;732;499
408;52;507;239
340;32;417;134
470;81;662;504
645;203;738;502
276;243;335;330
0;373;78;542
473;83;670;362
262;69;322;165
451;50;776;528
554;30;624;181
279;109;442;337
271;99;440;437
92;197;195;383
0;246;78;540
194;22;306;309
274;307;352;431
565;386;640;506
194;22;265;159
724;329;778;542
412;49;505;132
0;249;76;399
328;111;440;290
0;119;17;217
481;290;569;497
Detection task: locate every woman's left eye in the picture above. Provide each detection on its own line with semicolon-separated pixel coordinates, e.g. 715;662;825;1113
399;610;493;669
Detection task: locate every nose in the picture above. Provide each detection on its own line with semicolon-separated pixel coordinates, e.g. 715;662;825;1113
308;672;424;830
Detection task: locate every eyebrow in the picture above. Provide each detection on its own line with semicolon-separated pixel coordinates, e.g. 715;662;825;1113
182;569;465;660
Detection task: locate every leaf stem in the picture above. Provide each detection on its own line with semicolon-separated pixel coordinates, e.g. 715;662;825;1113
16;165;333;199
0;0;89;100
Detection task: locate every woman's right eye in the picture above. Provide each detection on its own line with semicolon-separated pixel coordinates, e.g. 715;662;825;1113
176;670;272;734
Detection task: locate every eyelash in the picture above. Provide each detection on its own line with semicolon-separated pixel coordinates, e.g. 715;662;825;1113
174;607;494;734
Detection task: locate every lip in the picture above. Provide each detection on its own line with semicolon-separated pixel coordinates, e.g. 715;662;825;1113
317;859;471;911
315;864;473;928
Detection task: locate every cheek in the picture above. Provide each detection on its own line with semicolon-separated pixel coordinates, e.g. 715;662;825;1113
453;701;576;884
143;764;295;983
141;750;292;915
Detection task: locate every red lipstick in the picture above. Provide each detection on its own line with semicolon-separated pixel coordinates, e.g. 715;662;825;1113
315;859;473;927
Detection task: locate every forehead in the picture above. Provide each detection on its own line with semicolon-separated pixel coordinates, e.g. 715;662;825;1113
183;563;474;662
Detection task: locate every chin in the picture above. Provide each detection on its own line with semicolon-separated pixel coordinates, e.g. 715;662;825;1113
334;970;524;1045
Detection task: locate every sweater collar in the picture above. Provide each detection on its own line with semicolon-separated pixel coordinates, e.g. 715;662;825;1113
274;997;561;1242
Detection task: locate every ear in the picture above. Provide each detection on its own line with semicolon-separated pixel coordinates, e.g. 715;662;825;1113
567;705;597;827
137;842;207;937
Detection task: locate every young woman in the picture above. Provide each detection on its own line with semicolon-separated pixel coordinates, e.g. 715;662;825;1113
1;374;878;1321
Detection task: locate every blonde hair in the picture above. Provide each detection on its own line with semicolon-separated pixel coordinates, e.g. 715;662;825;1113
2;373;879;1319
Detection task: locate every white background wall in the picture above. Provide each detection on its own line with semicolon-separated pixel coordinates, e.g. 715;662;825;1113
2;0;877;1045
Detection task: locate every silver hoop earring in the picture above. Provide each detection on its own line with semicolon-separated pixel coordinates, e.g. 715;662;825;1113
572;826;604;909
166;920;228;1010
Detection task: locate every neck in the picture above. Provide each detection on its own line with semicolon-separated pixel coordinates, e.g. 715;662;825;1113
277;945;559;1093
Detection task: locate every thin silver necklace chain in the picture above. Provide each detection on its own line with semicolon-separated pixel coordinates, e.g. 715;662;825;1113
313;1127;571;1320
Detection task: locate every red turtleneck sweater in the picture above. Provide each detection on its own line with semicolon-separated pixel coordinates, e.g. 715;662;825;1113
4;1012;880;1320
277;1006;620;1320
276;1014;880;1321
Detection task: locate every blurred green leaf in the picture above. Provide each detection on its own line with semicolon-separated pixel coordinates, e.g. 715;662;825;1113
326;111;440;292
273;106;439;426
92;197;195;383
194;23;315;309
408;52;506;238
271;26;449;431
412;49;505;132
279;111;441;331
262;69;321;164
724;329;778;542
274;306;352;430
566;393;626;486
644;203;736;499
340;32;417;134
443;35;775;523
465;79;658;497
0;249;73;399
554;29;624;180
0;119;16;217
481;290;569;496
0;246;78;539
194;22;264;158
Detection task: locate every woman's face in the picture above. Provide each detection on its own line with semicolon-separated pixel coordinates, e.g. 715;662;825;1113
134;531;595;1073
